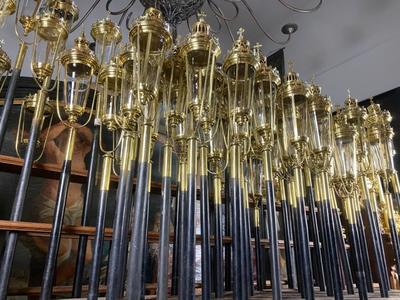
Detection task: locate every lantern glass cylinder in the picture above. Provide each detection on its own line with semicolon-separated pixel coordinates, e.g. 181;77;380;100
335;133;357;177
63;63;92;117
383;139;396;171
130;21;169;109
102;72;121;129
226;62;255;114
369;141;384;172
309;106;331;151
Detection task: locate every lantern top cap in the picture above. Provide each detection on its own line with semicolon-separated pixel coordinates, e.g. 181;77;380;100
307;84;331;113
279;61;306;98
252;44;281;85
223;28;257;73
129;7;172;50
0;41;11;72
180;11;220;63
344;89;358;107
192;11;210;36
91;17;122;45
60;31;99;73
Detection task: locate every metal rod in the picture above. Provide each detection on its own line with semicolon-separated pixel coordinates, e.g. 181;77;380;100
224;169;232;291
229;144;244;299
355;202;374;293
72;125;100;297
126;122;153;299
0;76;49;299
287;178;303;295
156;143;172;299
199;145;212;300
118;154;137;298
88;153;112;300
171;161;184;295
320;172;343;299
241;170;253;297
106;130;136;299
238;161;249;298
304;169;325;292
178;137;197;300
294;166;314;299
345;194;368;300
257;195;267;289
279;179;296;289
0;42;27;150
40;126;76;300
213;173;224;298
263;150;282;299
360;176;389;297
314;176;334;296
254;206;263;291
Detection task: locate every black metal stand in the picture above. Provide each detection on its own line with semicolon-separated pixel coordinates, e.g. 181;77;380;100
88;154;112;300
40;127;76;300
73;125;100;297
156;144;172;299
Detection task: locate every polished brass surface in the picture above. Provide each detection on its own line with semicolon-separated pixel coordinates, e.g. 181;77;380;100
100;154;113;191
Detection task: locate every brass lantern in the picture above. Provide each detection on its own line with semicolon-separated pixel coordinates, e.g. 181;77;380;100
181;12;221;124
15;93;54;159
91;17;122;65
31;0;78;82
59;32;98;124
0;0;15;29
307;85;332;153
128;7;172;113
253;46;280;149
278;63;308;158
223;28;257;144
334;112;358;181
162;46;186;142
98;56;122;131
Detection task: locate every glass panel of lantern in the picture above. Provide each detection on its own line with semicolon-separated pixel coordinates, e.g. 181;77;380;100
334;114;358;178
91;17;122;66
128;7;172;118
0;42;11;93
59;33;98;121
253;52;280;147
31;2;70;80
381;110;396;172
98;56;122;131
278;66;307;156
307;85;332;152
162;47;186;140
223;29;256;139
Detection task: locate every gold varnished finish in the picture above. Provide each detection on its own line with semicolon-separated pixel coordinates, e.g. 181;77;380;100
0;0;16;16
60;33;98;74
199;145;208;177
0;44;11;72
129;7;172;51
138;123;153;164
187;137;197;176
254;207;260;227
344;197;355;224
65;127;76;161
35;13;68;41
100;154;113;191
162;143;172;178
180;161;188;192
91;18;122;45
223;28;256;75
214;176;222;205
15;42;28;69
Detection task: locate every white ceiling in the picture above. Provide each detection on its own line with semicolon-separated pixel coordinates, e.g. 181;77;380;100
2;0;400;104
